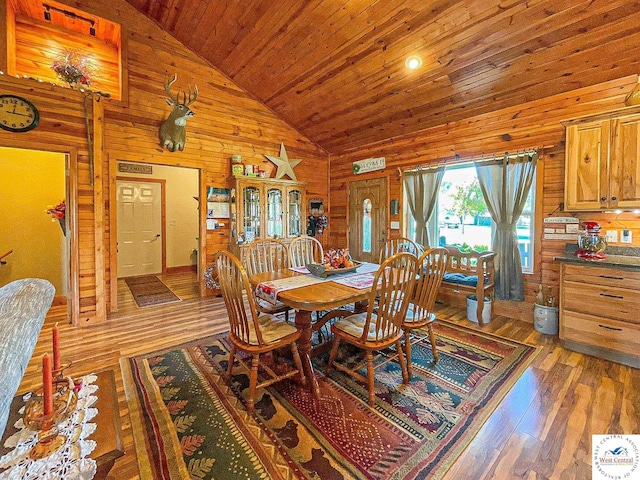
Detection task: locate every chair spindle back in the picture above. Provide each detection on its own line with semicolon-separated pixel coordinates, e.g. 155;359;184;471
364;252;418;341
216;250;264;346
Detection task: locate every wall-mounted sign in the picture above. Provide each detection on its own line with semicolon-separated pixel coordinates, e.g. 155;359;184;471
118;162;152;174
543;216;579;224
353;156;385;175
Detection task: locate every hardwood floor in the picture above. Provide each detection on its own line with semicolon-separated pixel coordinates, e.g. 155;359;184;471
115;271;201;314
14;287;639;479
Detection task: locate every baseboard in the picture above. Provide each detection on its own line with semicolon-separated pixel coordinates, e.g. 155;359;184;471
562;339;640;369
52;295;67;306
165;265;197;275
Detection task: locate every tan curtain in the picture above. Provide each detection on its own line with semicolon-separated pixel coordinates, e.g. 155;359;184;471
475;152;537;300
403;167;445;247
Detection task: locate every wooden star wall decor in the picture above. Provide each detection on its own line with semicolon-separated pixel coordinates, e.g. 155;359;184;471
264;142;302;181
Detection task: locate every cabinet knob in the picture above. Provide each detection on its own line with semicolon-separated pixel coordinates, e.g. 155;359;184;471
600;196;607;202
611;196;617;201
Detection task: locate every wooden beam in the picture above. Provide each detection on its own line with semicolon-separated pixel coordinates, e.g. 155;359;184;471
92;95;106;324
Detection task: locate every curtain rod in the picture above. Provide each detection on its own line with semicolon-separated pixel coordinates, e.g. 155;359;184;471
401;148;538;175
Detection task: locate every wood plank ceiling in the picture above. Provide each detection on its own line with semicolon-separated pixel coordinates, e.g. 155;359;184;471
125;0;640;155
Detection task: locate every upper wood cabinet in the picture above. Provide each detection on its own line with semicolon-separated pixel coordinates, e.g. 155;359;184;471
229;177;306;256
565;109;640;211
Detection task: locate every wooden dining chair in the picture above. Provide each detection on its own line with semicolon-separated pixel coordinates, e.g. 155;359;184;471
378;237;421;263
288;235;324;267
326;252;418;406
402;247;448;377
216;250;305;414
243;239;291;320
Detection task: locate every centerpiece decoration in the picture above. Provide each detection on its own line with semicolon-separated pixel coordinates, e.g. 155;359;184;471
46;200;66;236
52;52;94;87
323;248;355;269
307;248;359;277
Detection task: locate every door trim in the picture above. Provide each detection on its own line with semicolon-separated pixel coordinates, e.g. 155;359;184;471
0;141;80;326
108;157;205;313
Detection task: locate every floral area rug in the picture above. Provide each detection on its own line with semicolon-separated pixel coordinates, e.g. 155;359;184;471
121;322;538;479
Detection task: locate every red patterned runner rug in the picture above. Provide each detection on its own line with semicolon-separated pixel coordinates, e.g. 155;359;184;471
121;322;539;479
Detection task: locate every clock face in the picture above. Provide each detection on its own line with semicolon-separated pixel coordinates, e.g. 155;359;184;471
0;95;39;133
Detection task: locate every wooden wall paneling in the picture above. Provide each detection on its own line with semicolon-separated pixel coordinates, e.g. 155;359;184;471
328;77;640;322
0;76;95;323
58;0;328;314
1;0;15;73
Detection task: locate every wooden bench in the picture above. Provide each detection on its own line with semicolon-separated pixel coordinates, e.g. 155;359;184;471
439;246;496;325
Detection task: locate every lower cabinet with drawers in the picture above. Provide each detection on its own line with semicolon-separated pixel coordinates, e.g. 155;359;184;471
560;263;640;368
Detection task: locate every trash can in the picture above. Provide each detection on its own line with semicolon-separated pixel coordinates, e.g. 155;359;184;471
466;294;492;324
533;304;559;335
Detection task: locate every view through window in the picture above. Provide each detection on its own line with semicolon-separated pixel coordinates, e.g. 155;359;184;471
406;165;534;272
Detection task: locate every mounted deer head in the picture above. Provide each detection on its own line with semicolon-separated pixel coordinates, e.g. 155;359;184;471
159;74;198;152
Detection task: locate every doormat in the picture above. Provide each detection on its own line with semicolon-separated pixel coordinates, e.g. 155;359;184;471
121;322;538;479
124;275;181;308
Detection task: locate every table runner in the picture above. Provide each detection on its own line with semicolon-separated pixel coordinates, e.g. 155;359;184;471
259;262;382;304
331;272;377;289
256;274;329;304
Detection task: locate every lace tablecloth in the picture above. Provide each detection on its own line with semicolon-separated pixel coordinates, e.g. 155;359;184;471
0;373;99;480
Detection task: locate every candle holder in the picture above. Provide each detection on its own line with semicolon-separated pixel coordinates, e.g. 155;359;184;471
52;360;73;383
23;378;78;459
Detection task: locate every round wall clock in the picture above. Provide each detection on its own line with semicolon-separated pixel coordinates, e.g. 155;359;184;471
0;95;40;132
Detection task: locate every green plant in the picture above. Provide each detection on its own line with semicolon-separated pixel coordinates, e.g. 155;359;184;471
452;242;488;253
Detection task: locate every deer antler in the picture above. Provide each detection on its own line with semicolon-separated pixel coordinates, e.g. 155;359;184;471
163;74;179;103
185;84;198;106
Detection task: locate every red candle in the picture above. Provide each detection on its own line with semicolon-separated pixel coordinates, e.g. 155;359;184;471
42;354;54;416
52;323;61;371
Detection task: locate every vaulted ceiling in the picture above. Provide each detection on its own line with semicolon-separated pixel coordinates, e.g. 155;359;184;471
124;0;640;154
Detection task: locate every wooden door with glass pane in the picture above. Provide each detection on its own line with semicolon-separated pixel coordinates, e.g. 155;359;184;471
348;178;386;263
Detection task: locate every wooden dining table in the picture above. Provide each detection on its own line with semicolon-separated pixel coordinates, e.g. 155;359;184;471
249;269;375;397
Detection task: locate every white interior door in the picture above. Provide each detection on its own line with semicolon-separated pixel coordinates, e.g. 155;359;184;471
117;180;163;277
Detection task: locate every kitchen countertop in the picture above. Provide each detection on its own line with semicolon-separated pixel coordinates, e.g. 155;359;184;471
554;244;640;271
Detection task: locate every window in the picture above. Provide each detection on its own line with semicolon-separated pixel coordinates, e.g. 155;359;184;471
362;198;372;253
405;165;535;273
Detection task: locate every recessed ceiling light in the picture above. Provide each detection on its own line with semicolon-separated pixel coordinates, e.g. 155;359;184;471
405;55;423;70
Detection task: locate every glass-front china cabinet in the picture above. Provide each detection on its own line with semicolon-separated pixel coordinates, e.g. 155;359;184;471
230;177;306;259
